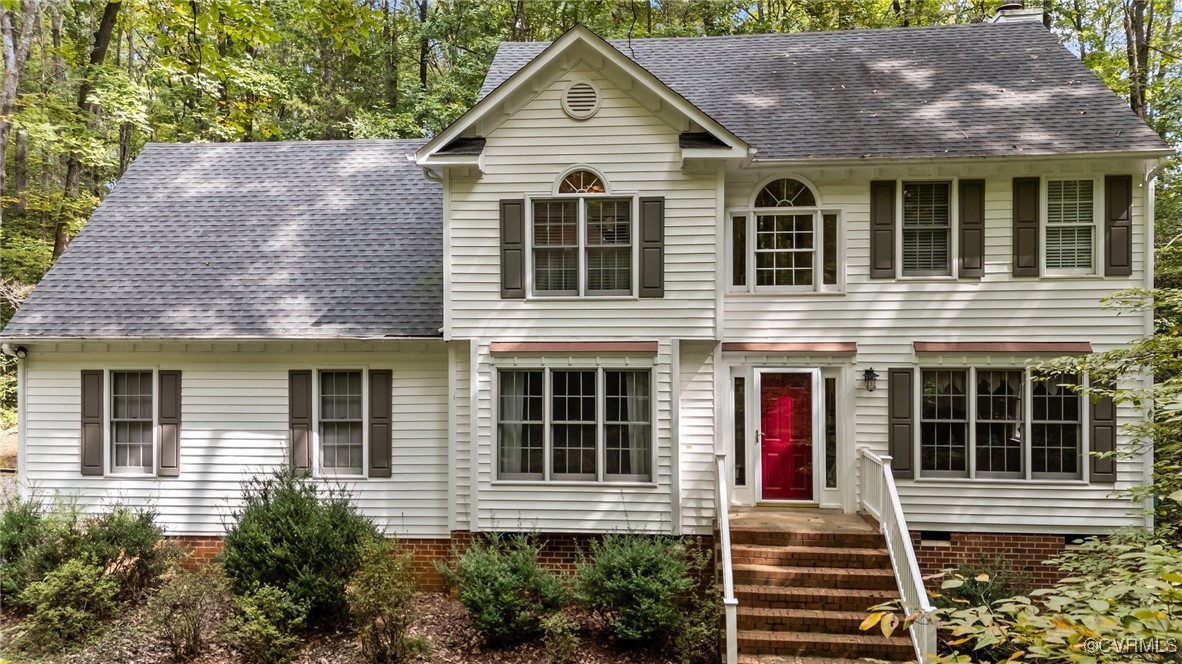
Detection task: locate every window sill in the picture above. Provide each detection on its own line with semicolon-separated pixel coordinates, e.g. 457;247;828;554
1041;272;1101;280
526;295;640;302
107;472;157;479
910;477;1088;486
490;480;658;489
894;275;957;282
726;289;845;297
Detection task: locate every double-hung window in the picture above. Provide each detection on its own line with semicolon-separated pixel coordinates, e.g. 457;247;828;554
1045;179;1097;273
497;366;652;482
730;178;841;292
319;370;364;474
531;170;634;297
919;368;1081;480
901;182;952;276
111;371;154;473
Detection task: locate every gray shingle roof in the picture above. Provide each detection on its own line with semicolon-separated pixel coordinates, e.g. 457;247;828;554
3;140;442;339
479;22;1170;160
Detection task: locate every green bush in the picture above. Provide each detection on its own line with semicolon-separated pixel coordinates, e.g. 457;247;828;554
80;504;173;598
931;554;1032;610
16;558;119;652
0;495;46;600
346;540;417;664
438;533;567;646
221;468;379;625
541;612;579;664
0;498;170;607
230;584;306;664
575;534;695;644
147;563;233;661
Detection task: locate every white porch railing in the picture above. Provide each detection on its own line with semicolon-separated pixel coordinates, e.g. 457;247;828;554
715;452;738;664
858;448;936;662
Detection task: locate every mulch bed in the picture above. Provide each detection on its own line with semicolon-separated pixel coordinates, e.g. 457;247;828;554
0;592;681;664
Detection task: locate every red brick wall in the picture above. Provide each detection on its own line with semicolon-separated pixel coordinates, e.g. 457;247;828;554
170;536;224;567
910;531;1069;588
170;532;714;593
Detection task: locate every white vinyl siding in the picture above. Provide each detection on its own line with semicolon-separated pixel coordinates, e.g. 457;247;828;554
21;342;452;537
447;62;717;339
724;159;1150;533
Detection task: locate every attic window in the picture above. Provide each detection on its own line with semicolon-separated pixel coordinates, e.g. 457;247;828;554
562;81;600;120
558;170;605;194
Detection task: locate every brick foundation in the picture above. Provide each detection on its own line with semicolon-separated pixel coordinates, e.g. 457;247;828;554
910;531;1070;588
170;531;714;593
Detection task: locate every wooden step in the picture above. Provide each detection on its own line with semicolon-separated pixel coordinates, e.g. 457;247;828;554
733;563;897;590
729;528;885;549
735;584;898;612
737;607;890;634
731;543;890;569
737;629;914;660
738;655;905;664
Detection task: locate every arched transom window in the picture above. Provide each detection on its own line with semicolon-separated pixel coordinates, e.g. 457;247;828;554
730;177;841;292
558;169;606;194
533;169;632;296
755;177;816;208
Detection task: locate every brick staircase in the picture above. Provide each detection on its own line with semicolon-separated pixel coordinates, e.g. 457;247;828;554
723;510;914;664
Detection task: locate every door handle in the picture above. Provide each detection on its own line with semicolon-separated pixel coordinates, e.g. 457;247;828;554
755;430;762;445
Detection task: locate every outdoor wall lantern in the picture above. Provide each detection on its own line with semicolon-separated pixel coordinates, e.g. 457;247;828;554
862;367;879;392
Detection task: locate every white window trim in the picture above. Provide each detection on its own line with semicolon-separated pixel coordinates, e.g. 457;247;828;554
311;366;370;480
106;367;159;478
911;365;1089;482
897;178;958;279
525;193;641;299
492;362;656;485
726;208;846;294
1041;175;1102;277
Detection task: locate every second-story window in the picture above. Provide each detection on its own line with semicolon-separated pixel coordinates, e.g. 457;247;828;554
1045;179;1096;273
730;177;841;292
532;170;633;297
902;182;952;276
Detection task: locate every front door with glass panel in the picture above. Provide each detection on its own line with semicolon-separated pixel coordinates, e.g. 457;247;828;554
758;370;818;501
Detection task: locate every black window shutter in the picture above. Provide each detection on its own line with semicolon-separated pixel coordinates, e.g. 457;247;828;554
1012;177;1040;277
157;371;181;477
639;196;665;298
887;368;914;479
869;181;895;279
500;199;525;298
958;179;986;278
1090;381;1117;483
1104;175;1133;277
368;370;393;478
80;370;104;476
289;370;312;470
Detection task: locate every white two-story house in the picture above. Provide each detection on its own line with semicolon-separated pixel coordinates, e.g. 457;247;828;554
2;13;1172;662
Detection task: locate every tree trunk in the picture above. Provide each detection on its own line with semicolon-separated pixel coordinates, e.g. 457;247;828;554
55;0;120;260
418;0;428;91
0;0;43;247
1123;0;1148;119
14;129;27;212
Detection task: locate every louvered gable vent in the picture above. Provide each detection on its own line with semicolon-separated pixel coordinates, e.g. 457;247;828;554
562;81;600;119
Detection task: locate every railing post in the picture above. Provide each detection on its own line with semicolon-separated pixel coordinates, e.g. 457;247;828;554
715;452;737;664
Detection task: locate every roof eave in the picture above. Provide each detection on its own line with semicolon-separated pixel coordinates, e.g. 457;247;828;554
0;334;447;344
748;147;1176;167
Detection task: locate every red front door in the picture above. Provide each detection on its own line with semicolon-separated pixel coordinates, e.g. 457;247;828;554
760;372;814;500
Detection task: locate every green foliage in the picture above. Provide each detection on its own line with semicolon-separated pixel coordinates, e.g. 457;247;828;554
229;584;306;664
574;533;694;644
574;533;720;662
0;498;170;607
346;540;418;664
931;555;1033;610
868;536;1182;662
15;558;118;652
221;468;379;625
438;533;567;646
0;494;45;600
147;563;234;661
541;612;579;664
